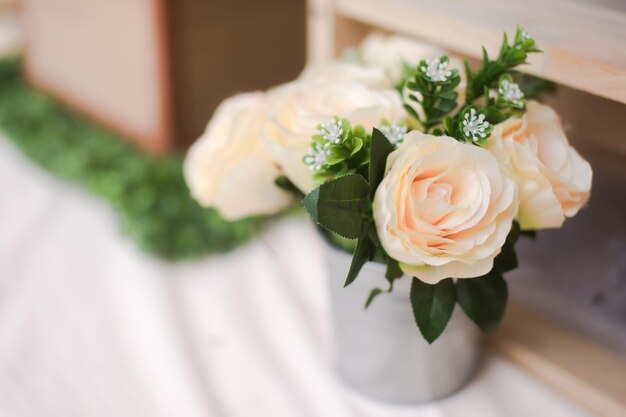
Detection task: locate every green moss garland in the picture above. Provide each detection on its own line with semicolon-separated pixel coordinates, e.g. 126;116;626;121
0;57;263;260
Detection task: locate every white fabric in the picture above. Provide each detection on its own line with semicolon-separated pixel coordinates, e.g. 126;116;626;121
0;136;590;417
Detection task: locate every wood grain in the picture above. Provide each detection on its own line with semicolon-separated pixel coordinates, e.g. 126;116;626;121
491;303;626;417
329;0;626;104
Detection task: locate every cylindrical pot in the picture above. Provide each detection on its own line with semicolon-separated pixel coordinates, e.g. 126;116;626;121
327;245;482;403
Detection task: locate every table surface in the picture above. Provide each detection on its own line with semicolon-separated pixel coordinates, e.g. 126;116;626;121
0;136;592;417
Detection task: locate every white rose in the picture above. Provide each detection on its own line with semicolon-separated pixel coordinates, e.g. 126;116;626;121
263;80;406;193
486;101;592;230
360;33;445;85
374;132;518;284
299;61;391;89
184;93;293;220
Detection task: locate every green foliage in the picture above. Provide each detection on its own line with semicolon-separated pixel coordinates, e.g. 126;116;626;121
303;118;371;181
345;223;377;287
368;128;394;199
456;270;508;333
403;56;461;132
494;221;520;274
302;174;370;239
365;288;384;308
385;258;403;283
275;175;304;199
0;57;262;260
465;27;540;104
399;27;545;148
305;129;399;291
363;254;404;308
410;278;457;343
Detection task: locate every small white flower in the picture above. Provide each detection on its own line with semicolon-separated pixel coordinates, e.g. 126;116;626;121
317;117;344;147
516;30;534;49
499;79;524;107
462;108;490;142
380;124;408;146
420;58;452;82
304;142;331;171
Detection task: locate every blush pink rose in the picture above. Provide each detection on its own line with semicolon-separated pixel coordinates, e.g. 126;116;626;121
486;101;592;230
374;132;518;284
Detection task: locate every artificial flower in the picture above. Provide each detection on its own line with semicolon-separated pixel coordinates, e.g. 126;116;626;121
184;93;293;220
373;132;517;283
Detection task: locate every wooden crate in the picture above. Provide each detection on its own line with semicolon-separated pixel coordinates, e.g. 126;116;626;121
308;0;626;105
21;0;306;153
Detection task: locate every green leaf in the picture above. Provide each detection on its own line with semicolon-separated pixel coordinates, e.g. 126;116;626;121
365;288;384;308
456;270;508;334
368;128;394;199
348;136;364;156
463;59;473;101
494;241;518;274
345;223;376;287
498;32;509;60
508;220;521;246
520;229;537;239
443;116;455;136
326;147;349;165
486;107;509;124
385;256;403;287
403;103;421;121
385;257;402;280
493;221;519;274
364;256;404;308
410;278;457;344
302;174;370;239
274;175;303;197
504;48;527;67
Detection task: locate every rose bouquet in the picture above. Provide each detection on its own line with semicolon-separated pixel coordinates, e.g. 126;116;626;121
184;28;592;343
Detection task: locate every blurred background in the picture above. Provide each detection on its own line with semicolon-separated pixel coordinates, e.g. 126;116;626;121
0;1;624;416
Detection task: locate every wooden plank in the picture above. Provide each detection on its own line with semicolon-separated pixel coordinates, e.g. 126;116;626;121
307;0;336;64
21;0;171;153
333;0;626;104
491;303;626;417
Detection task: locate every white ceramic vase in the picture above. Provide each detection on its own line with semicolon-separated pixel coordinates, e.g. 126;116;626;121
327;245;482;403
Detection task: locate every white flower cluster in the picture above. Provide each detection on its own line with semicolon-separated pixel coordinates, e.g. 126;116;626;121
462;108;490;142
498;79;524;107
317;117;344;146
303;142;331;171
303;117;346;172
379;123;408;146
420;58;452;82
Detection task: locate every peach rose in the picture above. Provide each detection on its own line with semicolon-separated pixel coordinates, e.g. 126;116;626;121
184;93;293;220
373;132;518;284
263;80;406;193
486;101;592;230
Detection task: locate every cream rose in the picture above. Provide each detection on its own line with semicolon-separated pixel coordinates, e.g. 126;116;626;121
373;132;518;284
184;93;293;220
299;61;391;89
360;33;445;85
263;80;406;193
486;101;592;230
